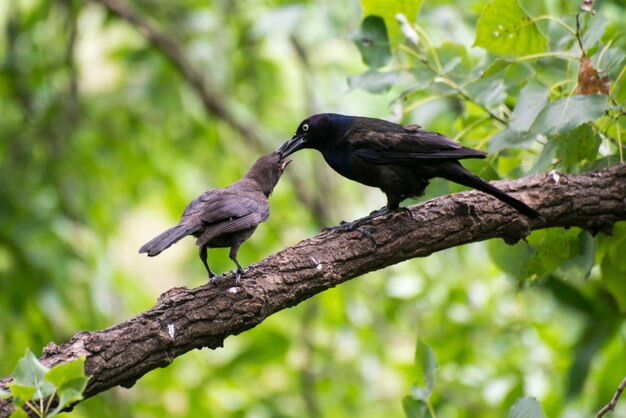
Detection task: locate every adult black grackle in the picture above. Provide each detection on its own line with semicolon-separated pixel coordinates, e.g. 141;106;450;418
139;152;290;286
278;113;539;218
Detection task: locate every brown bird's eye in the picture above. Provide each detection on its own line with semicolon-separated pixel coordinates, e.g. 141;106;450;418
302;123;309;132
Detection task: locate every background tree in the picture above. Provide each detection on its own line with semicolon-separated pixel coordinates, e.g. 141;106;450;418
0;0;625;417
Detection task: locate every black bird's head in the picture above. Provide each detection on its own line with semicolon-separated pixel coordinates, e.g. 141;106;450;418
244;151;291;197
278;113;355;157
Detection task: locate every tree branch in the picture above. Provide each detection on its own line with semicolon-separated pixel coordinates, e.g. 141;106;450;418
596;375;626;418
1;164;626;416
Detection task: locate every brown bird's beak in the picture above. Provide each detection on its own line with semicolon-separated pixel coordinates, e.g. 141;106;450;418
279;159;292;172
277;134;307;158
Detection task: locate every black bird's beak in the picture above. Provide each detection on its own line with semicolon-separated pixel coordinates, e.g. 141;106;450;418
277;134;307;158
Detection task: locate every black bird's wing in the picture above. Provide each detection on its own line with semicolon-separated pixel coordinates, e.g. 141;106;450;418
350;123;486;164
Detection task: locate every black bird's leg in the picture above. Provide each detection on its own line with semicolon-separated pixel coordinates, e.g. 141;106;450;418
229;246;245;287
199;245;215;281
323;197;397;235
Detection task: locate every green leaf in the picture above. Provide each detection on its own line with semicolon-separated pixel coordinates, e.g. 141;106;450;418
529;139;558;174
415;341;437;393
597;47;626;78
525;229;586;281
407;340;438;403
489;229;588;283
509;397;543;418
348;70;400;94
509;80;549;131
52;388;85;416
11;349;54;401
360;0;423;49
555;123;601;171
598;223;626;311
437;42;471;78
402;396;428;418
46;357;88;414
7;385;35;407
355;15;392;70
488;129;536;152
582;14;608;51
488;237;533;278
9;408;29;418
555;231;596;281
530;95;609;135
45;357;87;389
480;59;513;79
474;0;546;57
465;76;507;108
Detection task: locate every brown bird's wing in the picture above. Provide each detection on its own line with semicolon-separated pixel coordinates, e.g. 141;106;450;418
191;190;270;245
350;124;486;164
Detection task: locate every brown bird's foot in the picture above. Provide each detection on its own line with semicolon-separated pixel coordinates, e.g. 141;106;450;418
234;267;244;287
208;272;218;286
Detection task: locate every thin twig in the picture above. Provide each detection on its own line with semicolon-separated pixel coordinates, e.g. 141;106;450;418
93;0;268;151
596;376;626;418
575;13;585;56
398;44;507;125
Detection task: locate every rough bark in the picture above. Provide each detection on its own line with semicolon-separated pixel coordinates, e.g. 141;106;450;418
1;164;625;416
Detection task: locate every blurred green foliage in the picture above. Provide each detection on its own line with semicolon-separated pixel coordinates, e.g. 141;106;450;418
2;350;87;417
1;0;625;417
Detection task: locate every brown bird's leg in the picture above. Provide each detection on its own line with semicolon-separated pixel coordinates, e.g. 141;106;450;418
229;245;245;287
199;245;215;280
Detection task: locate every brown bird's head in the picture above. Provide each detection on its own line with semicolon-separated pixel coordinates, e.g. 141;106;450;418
244;151;291;197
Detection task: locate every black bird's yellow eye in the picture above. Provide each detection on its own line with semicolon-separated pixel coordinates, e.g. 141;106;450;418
302;123;309;132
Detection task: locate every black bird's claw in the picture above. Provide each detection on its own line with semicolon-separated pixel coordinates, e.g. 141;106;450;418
322;221;355;233
321;219;378;245
369;207;390;217
355;226;377;245
322;221;346;233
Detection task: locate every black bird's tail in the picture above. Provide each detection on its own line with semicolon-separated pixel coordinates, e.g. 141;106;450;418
440;163;539;218
139;225;195;256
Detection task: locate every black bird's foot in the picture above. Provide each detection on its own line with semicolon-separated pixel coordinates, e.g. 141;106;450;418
322;220;349;233
323;207;389;234
322;218;378;245
355;226;377;245
369;206;391;217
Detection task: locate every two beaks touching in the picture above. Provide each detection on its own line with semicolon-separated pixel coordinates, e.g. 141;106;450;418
140;113;540;287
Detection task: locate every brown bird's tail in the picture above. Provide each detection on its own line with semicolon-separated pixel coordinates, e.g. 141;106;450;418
139;225;197;256
440;163;539;218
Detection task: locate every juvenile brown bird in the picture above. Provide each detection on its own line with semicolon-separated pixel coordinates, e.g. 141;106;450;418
278;113;538;218
139;152;290;285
